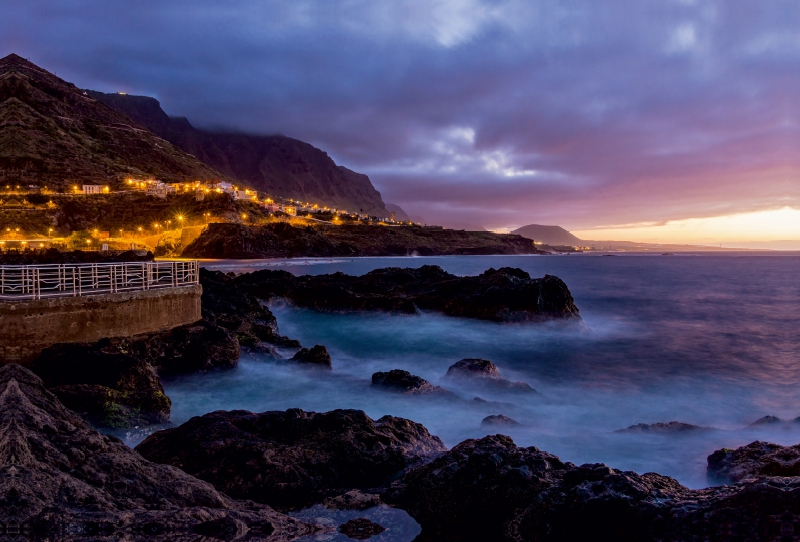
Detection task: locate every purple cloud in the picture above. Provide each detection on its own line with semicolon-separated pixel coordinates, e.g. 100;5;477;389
2;0;798;230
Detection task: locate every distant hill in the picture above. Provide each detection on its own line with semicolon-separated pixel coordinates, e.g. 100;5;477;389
88;91;390;217
511;224;583;245
0;54;226;189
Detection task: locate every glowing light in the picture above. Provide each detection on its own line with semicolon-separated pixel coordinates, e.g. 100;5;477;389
572;207;800;246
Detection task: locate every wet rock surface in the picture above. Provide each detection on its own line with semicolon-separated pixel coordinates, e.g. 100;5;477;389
389;434;800;541
0;364;319;541
30;340;170;428
615;421;709;433
481;414;521;427
200;268;300;351
136;408;447;511
234;265;580;322
371;370;452;395
291;345;332;368
707;441;800;483
338;518;386;540
445;358;536;392
116;319;241;375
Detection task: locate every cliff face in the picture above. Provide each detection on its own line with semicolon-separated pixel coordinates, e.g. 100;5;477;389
0;54;226;190
89;90;391;216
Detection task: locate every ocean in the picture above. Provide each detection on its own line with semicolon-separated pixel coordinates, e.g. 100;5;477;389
153;253;800;490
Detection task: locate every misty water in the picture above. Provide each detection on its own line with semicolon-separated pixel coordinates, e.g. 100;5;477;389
154;253;799;492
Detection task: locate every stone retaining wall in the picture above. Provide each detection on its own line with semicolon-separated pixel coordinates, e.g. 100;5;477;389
0;284;202;364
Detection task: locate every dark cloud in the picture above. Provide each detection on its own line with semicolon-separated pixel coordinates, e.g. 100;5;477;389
2;0;798;230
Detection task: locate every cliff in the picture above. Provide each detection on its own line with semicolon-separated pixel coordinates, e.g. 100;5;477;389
88;90;391;216
0;54;227;190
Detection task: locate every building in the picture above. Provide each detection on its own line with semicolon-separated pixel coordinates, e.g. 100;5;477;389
282;205;297;216
82;185;103;194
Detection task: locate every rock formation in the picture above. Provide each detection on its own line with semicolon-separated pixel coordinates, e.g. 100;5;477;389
136;408;447;511
481;414;521;427
371;370;452;396
0;364;319;540
30;340;170;428
615;421;709;433
445;358;536;392
291;345;332;368
389;434;800;541
233;265;579;323
707;441;800;483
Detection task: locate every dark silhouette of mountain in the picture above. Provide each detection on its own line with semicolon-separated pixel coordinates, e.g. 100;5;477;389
88;91;390;216
0;54;225;189
511;224;583;245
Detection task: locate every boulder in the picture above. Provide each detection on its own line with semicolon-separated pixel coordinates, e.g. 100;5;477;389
481;414;521;427
136;408;447;510
291;345;332;368
372;370;452;395
0;364;319;540
707;441;800;483
30;340;170;428
445;358;536;392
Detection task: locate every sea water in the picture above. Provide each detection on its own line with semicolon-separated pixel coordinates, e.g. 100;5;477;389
152;253;800;490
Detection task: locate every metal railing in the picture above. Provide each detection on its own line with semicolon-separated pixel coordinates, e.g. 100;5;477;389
0;261;199;301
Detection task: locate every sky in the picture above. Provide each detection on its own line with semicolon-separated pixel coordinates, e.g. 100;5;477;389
2;0;799;245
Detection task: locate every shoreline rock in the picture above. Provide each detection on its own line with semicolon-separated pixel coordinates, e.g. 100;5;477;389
481;414;521;428
0;364;320;540
372;370;453;396
291;345;332;368
30;339;170;428
445;358;536;393
136;408;447;511
234;265;580;323
615;421;710;434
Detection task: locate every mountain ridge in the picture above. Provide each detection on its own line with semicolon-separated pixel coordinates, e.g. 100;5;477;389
87;90;390;216
0;54;227;189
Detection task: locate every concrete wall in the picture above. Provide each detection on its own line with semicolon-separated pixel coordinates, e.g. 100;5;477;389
0;285;202;365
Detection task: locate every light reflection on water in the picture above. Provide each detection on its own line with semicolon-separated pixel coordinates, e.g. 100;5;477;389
154;253;800;489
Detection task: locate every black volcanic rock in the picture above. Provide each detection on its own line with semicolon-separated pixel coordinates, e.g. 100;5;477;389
292;345;332;368
0;364;318;540
615;421;709;433
392;434;800;542
183;222;541;259
232;265;579;323
136;408;447;511
707;441;800;483
389;435;571;541
481;414;521;427
0;54;227;190
30;340;170;428
116;320;241;375
445;358;536;392
88;90;390;216
371;370;451;395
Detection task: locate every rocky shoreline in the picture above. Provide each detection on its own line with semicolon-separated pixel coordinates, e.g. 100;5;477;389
7;361;800;541
234;265;580;322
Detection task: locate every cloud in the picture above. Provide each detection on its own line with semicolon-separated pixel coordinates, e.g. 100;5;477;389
1;0;798;237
